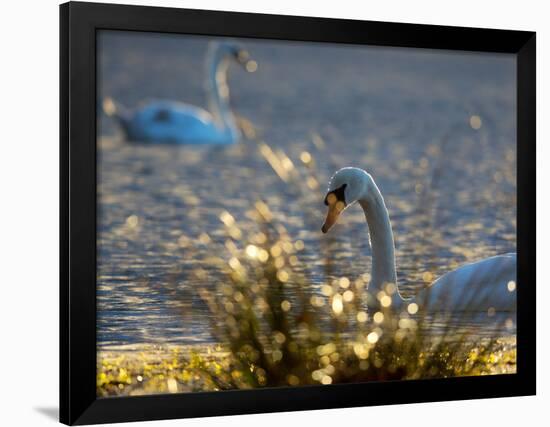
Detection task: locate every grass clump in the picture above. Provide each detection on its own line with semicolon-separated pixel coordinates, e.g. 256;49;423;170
193;201;515;391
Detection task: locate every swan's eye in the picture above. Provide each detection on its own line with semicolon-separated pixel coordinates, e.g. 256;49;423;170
323;184;347;206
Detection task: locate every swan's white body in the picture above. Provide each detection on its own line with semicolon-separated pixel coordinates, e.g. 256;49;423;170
322;167;516;313
103;42;253;145
417;253;516;312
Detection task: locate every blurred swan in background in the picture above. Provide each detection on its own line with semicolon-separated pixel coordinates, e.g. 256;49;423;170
102;41;257;144
321;167;516;313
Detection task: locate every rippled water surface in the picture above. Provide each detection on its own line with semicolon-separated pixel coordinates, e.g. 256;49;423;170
97;32;516;348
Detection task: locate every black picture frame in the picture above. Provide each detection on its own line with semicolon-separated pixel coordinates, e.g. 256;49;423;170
60;1;536;425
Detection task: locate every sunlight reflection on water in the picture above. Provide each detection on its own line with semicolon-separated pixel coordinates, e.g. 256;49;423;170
97;125;516;347
97;36;516;348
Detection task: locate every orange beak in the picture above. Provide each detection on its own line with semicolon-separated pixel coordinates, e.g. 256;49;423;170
321;194;345;234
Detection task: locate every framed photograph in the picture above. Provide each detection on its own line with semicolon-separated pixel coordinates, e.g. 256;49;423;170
60;1;536;424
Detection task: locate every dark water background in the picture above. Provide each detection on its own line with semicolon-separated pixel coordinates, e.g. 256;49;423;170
97;31;516;348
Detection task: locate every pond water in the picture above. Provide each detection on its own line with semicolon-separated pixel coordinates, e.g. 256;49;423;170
97;32;516;348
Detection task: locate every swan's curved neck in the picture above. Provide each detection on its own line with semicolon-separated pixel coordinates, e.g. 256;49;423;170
357;181;401;308
206;52;239;139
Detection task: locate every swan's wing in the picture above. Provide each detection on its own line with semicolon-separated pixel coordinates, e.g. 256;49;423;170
130;101;227;143
419;253;516;312
136;101;214;126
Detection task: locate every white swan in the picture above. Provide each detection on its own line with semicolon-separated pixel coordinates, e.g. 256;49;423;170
321;167;516;313
102;42;256;145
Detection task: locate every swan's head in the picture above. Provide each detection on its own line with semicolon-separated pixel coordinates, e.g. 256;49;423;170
215;42;257;72
321;167;370;233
